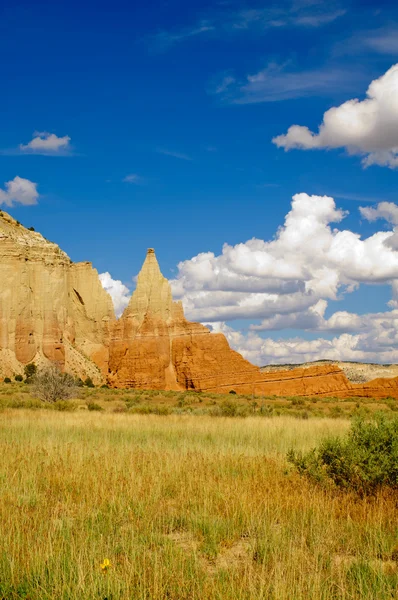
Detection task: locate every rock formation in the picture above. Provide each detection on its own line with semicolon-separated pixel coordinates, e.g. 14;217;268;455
108;248;239;389
2;211;398;399
108;249;398;399
0;210;115;383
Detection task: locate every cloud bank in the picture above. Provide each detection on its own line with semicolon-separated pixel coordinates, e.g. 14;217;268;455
273;64;398;168
168;192;398;364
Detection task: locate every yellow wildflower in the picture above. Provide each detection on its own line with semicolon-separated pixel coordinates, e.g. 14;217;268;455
100;558;111;573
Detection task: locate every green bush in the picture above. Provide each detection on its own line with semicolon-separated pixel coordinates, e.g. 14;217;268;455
24;363;37;379
52;400;78;412
15;374;23;382
84;377;95;388
4;377;11;383
128;404;171;416
87;402;103;411
212;400;249;418
288;415;398;495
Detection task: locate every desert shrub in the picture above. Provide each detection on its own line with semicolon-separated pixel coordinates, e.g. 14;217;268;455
4;377;11;383
128;405;153;415
212;400;249;418
14;374;23;382
27;226;35;231
229;390;237;394
84;377;95;388
125;397;140;408
75;377;84;387
101;384;109;389
0;396;43;409
87;401;103;411
259;404;274;417
330;406;343;418
291;397;305;406
129;404;171;416
221;400;239;417
24;363;37;379
288;415;398;495
153;405;172;415
53;400;78;412
31;365;78;403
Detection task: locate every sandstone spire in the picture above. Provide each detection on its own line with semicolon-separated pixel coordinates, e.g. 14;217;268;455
122;248;174;326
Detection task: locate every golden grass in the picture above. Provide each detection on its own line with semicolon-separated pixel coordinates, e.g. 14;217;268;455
0;409;397;599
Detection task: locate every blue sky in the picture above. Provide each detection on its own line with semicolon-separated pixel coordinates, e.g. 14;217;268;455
2;0;398;364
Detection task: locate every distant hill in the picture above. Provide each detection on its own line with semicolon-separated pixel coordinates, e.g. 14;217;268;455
261;360;398;383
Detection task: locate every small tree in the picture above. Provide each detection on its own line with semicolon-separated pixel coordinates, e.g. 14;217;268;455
24;363;37;379
15;374;23;382
84;377;95;388
31;365;78;403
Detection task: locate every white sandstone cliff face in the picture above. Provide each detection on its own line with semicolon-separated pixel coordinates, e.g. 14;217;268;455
0;211;115;382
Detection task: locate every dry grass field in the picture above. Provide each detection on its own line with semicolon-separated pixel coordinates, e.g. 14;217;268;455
0;383;397;599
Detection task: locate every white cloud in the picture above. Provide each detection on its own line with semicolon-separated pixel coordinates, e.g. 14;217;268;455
359;201;398;225
20;132;71;155
123;174;142;184
338;27;398;57
147;2;344;54
172;193;398;324
211;315;398;366
149;21;214;51
273;64;398;168
99;272;131;317
156;148;192;161
171;191;398;364
214;75;236;95
0;176;39;207
230;4;345;29
212;62;359;104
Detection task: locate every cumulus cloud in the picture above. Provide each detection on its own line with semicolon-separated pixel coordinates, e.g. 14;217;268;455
273;64;398;168
0;176;39;207
172;193;398;324
169;192;398;363
359;201;398;225
20;132;71;155
99;272;131;317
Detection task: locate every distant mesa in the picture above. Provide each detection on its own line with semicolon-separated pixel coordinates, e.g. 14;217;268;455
2;210;398;398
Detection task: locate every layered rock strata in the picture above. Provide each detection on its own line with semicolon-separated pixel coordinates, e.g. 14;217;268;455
0;211;115;382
